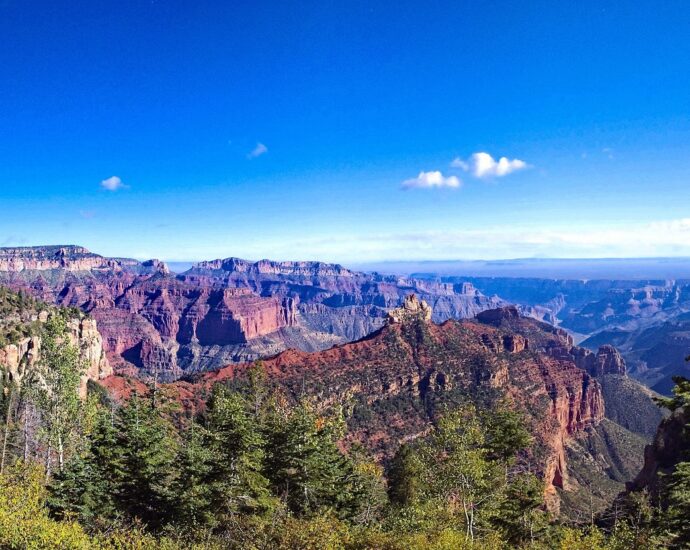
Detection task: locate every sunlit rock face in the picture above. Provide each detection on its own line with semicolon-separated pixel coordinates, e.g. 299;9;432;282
147;306;605;514
0;314;111;398
0;246;505;380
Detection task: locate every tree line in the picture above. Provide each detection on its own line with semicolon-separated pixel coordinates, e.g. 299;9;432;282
1;313;690;548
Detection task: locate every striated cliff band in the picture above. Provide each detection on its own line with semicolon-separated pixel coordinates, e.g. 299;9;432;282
0;246;504;380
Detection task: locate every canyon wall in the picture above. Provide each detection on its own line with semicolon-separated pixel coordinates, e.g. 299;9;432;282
162;304;607;512
0;246;504;380
0;315;112;397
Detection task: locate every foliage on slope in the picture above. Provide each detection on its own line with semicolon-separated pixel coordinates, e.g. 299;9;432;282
0;286;81;346
598;374;666;439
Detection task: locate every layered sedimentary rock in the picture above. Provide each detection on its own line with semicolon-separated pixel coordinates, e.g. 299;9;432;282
0;245;136;272
476;307;627;380
0;315;112;397
0;246;505;380
434;275;690;393
157;305;605;512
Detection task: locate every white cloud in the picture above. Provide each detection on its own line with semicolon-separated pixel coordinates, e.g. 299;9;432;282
452;152;529;179
401;171;461;190
450;157;469;170
247;142;268;159
100;176;128;191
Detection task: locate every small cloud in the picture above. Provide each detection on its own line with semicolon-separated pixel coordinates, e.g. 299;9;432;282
247;142;268;159
453;152;530;179
450;157;469;171
401;171;461;190
79;210;96;219
100;176;128;191
602;147;614;159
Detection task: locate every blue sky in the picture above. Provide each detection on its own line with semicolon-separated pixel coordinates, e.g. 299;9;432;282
2;1;690;263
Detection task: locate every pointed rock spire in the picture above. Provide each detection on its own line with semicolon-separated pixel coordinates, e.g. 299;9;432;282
386;294;432;325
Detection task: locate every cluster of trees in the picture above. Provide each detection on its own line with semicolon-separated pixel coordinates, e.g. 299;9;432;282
0;287;42;346
2;311;690;548
640;375;690;547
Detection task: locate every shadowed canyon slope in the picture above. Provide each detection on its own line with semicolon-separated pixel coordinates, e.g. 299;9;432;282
0;246;504;380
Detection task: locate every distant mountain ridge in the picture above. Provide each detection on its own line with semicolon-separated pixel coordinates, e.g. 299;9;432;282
0;245;504;380
5;245;690;396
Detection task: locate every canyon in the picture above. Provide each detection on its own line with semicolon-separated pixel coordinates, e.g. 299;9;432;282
2;245;683;397
0;246;672;515
119;298;655;514
0;246;504;380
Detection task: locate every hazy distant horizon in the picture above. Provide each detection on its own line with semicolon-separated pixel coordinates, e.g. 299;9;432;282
7;243;690;280
168;255;690;280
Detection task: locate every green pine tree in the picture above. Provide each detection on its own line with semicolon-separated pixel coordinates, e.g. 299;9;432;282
112;395;179;529
264;400;360;519
666;461;690;547
204;385;273;519
387;444;424;507
48;402;120;528
173;418;216;528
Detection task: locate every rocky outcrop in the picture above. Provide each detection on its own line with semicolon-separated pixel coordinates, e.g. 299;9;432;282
571;344;627;377
69;317;113;394
593;345;627;376
0;315;112;397
386;294;432;324
476;305;521;325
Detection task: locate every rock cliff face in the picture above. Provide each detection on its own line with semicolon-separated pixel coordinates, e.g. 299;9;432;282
157;305;605;512
568;344;626;377
0;246;504;380
476;306;627;376
627;405;690;498
0;315;112;397
431;275;690;394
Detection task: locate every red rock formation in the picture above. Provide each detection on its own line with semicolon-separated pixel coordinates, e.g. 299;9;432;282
571;344;627;377
133;306;604;512
0;246;505;379
594;345;627;376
